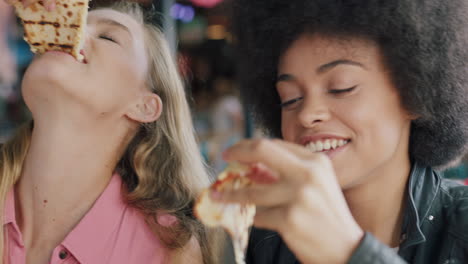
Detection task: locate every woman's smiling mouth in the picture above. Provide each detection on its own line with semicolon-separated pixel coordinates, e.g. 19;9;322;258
306;139;350;152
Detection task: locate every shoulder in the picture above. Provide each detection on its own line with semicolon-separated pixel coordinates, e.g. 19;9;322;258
440;178;468;200
439;176;468;206
122;210;203;264
119;206;165;246
438;177;468;241
83;206;170;263
168;235;203;264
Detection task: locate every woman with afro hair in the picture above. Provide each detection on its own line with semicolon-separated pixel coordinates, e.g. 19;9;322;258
211;0;468;263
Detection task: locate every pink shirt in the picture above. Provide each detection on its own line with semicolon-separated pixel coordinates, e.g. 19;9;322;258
4;174;173;264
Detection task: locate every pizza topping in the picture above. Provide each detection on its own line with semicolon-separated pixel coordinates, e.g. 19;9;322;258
194;163;256;264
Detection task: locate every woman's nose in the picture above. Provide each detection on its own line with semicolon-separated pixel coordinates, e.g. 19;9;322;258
83;32;92;47
297;96;331;128
80;32;93;60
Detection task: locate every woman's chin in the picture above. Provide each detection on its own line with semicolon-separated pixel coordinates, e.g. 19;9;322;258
23;60;74;90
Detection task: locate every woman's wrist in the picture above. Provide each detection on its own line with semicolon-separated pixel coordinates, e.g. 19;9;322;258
336;226;365;264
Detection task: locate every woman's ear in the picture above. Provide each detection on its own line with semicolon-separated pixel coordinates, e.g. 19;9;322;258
126;92;163;123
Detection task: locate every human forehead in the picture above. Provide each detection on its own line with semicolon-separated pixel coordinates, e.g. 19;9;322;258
280;34;382;69
88;9;146;50
88;9;148;74
88;9;140;32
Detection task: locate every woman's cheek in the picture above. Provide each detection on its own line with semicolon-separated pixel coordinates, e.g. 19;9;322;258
281;112;296;141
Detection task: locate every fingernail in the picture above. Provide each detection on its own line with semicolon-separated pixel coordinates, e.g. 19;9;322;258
210;190;222;200
248;164;279;184
248;172;278;184
47;2;55;11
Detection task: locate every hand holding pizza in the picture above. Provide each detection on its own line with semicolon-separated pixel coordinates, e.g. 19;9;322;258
214;139;364;264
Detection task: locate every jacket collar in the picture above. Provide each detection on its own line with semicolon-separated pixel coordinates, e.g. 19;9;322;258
400;162;441;250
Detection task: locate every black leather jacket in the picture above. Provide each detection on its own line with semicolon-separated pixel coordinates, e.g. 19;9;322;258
246;163;468;264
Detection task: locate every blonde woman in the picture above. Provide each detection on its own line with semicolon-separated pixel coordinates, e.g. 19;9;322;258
0;1;220;263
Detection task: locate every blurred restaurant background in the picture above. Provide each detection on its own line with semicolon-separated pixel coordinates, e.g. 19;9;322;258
0;0;466;180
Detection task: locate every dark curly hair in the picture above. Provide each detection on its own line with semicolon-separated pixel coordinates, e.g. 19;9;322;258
232;0;468;168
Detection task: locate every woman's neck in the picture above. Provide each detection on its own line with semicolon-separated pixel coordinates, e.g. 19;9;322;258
15;120;131;253
344;156;411;248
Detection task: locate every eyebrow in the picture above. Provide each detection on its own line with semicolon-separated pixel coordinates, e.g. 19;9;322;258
94;18;132;36
317;59;365;73
276;59;366;83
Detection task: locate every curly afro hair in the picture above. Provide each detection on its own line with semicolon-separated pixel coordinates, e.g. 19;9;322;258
232;0;468;168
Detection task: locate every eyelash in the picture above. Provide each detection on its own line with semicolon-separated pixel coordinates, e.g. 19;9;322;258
329;86;357;94
279;97;303;108
279;86;357;108
99;34;118;44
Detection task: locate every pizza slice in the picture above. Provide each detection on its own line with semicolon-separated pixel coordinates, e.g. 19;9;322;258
194;163;256;264
12;0;90;62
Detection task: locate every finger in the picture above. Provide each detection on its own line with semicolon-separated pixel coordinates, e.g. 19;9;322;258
247;163;280;184
271;139;333;168
270;139;316;159
42;0;55;11
223;139;307;181
46;0;55;11
211;182;292;206
48;0;57;11
270;140;335;184
253;206;287;232
212;184;293;206
23;0;37;7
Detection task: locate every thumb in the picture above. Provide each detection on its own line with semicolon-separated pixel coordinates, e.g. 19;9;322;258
43;0;56;11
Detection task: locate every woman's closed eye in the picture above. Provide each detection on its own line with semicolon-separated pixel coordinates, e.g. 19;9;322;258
329;85;357;95
98;34;119;44
280;97;303;109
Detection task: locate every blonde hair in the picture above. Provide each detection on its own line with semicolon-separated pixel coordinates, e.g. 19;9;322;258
0;122;32;262
0;2;222;263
